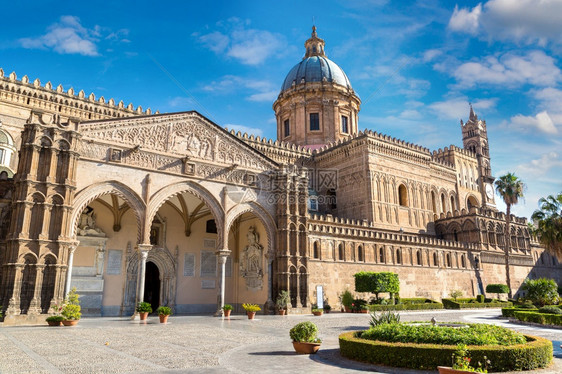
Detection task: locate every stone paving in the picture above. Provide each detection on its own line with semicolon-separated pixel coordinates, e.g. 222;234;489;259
0;309;561;373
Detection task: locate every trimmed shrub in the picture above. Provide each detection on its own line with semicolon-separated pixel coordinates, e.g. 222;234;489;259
359;323;526;346
538;306;562;315
486;284;510;295
476;294;485;303
502;307;537;318
514;311;562;326
339;332;553;371
354;272;400;300
442;298;512;309
369;300;443;311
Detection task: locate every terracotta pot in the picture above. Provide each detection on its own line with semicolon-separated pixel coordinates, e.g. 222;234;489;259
437;367;475;374
360;309;369;314
278;309;286;316
344;307;351;313
223;309;231;317
292;341;321;354
139;312;148;321
312;311;323;316
247;311;256;320
159;314;169;323
324;310;330;314
47;320;62;326
62;320;79;326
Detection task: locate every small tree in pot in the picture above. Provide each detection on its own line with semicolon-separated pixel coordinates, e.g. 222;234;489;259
222;304;233;317
61;288;81;326
276;290;290;315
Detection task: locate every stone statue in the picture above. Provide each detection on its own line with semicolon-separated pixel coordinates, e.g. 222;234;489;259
240;226;264;290
78;207;106;237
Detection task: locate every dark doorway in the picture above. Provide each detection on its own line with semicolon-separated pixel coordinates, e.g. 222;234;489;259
144;262;160;313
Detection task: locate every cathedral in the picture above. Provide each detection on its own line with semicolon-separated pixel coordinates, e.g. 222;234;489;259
0;27;559;325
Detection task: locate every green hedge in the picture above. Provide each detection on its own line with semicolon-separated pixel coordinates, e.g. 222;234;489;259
339;332;552;371
442;298;512;309
369;300;443;311
354;272;400;295
502;307;537;318
514;311;562;326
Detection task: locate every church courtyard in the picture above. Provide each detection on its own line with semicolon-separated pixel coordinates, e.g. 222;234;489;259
0;310;560;374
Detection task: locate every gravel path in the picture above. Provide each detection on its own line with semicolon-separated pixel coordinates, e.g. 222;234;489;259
0;309;560;373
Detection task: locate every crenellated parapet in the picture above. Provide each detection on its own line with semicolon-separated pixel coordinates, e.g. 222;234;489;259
0;68;156;123
234;130;311;164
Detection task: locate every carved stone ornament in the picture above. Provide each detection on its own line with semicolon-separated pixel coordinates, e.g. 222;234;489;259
239;226;264;291
77;206;106;237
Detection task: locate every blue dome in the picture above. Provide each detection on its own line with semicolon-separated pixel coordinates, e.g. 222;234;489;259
281;56;352;92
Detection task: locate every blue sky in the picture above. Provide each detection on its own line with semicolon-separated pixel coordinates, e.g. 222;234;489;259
1;0;561;220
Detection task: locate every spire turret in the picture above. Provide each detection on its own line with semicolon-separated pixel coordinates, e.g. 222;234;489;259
304;26;326;58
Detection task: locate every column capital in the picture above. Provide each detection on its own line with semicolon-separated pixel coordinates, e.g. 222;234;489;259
136;244;153;253
216;248;230;257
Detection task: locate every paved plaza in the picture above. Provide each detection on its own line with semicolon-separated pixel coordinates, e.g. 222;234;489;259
0;309;561;374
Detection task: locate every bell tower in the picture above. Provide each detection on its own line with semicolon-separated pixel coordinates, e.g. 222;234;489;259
461;106;496;208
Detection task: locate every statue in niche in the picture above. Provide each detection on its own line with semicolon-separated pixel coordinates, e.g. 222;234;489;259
240;226;264;291
78;206;106;237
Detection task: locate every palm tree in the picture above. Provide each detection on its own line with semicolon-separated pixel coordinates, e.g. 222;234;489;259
494;172;525;298
531;192;562;260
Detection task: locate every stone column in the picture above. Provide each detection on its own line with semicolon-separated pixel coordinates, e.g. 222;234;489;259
264;256;275;314
6;264;25;315
64;244;78;296
136;244;152;303
29;264;45;314
215;249;229;317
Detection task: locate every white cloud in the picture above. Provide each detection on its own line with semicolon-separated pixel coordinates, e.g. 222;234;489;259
453;51;561;88
195;19;286;65
422;49;442;63
225;124;264;137
168;97;195;108
429;97;497;120
203;75;277;102
19;16;99;56
517;152;562;177
508;111;557;134
449;0;562;46
448;4;482;35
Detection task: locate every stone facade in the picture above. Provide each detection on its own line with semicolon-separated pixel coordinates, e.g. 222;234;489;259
0;28;560;324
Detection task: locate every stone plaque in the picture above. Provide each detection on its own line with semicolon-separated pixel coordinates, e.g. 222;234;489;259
201;279;215;289
106;250;122;275
200;250;216;277
183;253;195;277
316;285;324;309
204;239;216;248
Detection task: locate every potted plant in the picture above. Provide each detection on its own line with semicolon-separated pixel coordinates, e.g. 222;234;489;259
222;304;233;317
342;290;354;312
136;301;152;321
438;344;489;373
46;315;64;327
323;303;331;313
156;306;172;323
353;298;368;313
242;303;261;319
276;290;290;315
312;307;323;316
61;287;81;326
289;321;322;354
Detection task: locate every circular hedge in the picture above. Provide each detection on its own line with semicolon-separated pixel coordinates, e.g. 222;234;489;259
339;332;553;371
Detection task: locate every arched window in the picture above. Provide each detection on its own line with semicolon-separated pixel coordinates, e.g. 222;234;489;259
450;196;456;211
431;191;437;213
396;249;402;264
433;252;438;266
446;253;451;267
358;245;363;262
416;250;422;266
398;184;408;207
313;242;320;259
441;193;446;213
467;196;478;210
461;255;466;268
379;247;385;263
338;243;344;261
